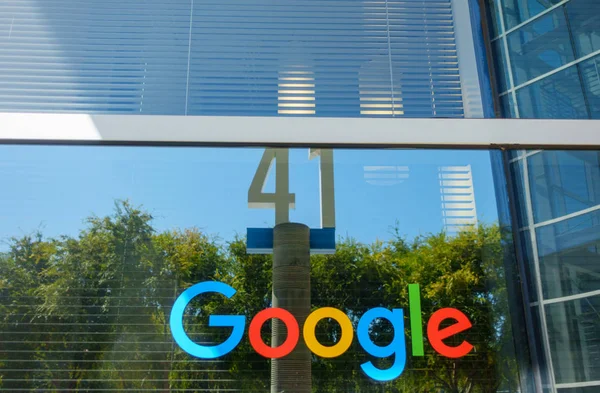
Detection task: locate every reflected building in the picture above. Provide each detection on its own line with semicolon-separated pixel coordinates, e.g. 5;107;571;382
439;165;478;235
363;166;410;186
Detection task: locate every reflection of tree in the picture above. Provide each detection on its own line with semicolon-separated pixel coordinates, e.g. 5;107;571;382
309;226;519;393
0;201;519;392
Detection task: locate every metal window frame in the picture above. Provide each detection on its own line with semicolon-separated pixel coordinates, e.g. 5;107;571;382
1;112;600;393
0;113;599;149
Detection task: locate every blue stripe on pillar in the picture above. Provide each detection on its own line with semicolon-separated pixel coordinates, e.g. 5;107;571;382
247;227;335;254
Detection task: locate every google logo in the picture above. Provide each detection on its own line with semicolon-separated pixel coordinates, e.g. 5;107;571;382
170;281;473;382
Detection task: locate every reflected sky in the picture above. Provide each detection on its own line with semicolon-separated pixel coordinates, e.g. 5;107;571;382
0;146;498;250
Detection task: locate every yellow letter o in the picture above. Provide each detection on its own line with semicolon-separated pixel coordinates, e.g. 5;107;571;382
303;307;354;358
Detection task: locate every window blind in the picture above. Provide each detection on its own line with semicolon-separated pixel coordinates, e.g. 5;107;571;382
0;0;463;117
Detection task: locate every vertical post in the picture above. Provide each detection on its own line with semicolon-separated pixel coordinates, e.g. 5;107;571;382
272;223;311;393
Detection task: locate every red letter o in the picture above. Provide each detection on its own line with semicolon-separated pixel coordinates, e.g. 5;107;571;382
427;308;473;358
248;308;299;358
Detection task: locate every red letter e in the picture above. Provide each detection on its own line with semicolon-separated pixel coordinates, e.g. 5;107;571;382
427;308;473;358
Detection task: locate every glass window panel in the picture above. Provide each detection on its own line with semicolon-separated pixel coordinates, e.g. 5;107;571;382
0;0;463;118
510;158;531;226
507;8;575;86
506;149;600;392
527;151;600;224
501;0;564;30
520;229;540;302
487;0;503;38
495;40;511;93
545;294;600;384
516;64;589;118
566;0;600;59
507;150;529;160
500;93;518;117
519;230;539;302
531;305;555;393
0;145;522;392
579;55;600;119
536;209;600;299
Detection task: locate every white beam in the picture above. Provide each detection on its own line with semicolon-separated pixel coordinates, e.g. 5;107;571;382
0;113;599;148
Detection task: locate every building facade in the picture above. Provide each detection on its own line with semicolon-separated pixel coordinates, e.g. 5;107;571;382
0;1;598;393
487;0;598;119
486;1;600;392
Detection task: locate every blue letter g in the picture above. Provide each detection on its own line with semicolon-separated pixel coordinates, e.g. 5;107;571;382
170;281;245;359
357;307;407;382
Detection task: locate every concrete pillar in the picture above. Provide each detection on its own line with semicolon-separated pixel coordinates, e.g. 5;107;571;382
271;223;311;393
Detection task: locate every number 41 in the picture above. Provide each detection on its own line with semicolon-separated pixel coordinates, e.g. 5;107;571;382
248;148;335;228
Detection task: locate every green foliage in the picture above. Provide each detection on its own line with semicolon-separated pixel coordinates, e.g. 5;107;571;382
0;201;520;392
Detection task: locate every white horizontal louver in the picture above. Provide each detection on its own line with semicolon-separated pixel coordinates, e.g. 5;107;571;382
0;0;463;117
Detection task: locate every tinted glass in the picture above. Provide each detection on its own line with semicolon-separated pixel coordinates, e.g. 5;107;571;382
546;294;600;384
487;0;502;38
501;0;564;30
566;0;600;59
537;209;600;299
579;55;600;119
505;149;600;393
509;155;531;226
0;145;522;392
500;93;517;119
530;306;555;393
527;151;600;224
500;93;518;117
520;229;539;302
494;40;511;93
516;64;588;118
507;7;574;86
